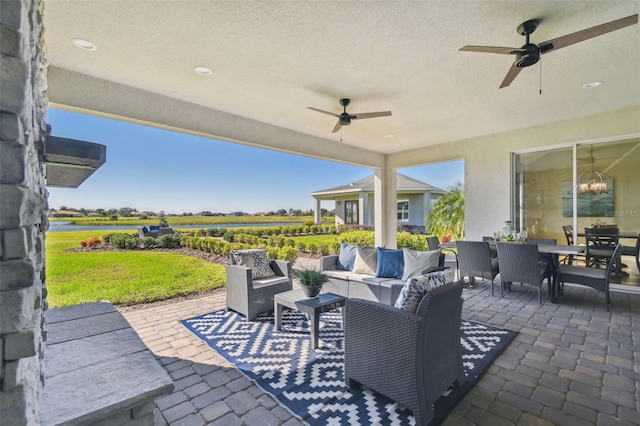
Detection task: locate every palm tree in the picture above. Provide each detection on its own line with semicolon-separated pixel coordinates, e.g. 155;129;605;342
426;182;464;240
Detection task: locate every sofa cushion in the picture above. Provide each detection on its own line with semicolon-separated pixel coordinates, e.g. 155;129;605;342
376;248;404;279
352;246;377;275
232;248;275;280
337;243;357;271
394;269;456;313
401;248;441;281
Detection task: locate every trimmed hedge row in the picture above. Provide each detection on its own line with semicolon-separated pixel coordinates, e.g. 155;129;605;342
180;236;299;263
103;232;182;249
191;225;337;241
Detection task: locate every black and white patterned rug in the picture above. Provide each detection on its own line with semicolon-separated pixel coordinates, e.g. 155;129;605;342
182;309;516;425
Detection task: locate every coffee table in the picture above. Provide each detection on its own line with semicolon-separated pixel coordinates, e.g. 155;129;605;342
274;289;347;349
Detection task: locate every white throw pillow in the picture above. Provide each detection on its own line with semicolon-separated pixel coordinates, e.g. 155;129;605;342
352;246;377;275
401;248;441;281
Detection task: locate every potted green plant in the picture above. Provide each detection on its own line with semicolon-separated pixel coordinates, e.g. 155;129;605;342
297;269;329;298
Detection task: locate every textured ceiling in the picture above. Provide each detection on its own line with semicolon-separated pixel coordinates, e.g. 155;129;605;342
43;1;640;157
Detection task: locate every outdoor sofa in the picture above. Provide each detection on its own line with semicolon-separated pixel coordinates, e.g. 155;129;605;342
137;225;174;239
320;243;445;305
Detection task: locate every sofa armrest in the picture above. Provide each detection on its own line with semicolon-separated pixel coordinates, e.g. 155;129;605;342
320;255;339;271
270;260;292;280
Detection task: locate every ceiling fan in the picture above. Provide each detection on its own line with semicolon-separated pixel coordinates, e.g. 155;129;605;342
459;14;638;89
307;98;391;133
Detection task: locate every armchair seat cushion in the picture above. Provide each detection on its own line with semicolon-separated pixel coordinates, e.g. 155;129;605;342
253;275;291;287
559;264;607;280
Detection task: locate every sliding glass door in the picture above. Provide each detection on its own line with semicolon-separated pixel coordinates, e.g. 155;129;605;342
514;137;640;287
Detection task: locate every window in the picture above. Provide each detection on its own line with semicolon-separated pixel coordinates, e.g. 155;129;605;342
397;200;409;221
345;201;359;225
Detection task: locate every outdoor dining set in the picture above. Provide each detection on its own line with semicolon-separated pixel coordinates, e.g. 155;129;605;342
442;225;640;312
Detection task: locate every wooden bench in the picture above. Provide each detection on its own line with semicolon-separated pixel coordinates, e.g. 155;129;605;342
40;302;173;425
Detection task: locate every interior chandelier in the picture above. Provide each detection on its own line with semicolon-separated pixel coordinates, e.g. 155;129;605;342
577;145;612;195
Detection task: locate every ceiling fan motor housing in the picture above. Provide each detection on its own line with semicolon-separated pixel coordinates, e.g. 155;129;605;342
516;43;541;67
339;113;351;125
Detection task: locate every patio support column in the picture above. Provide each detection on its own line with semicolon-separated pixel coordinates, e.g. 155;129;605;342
374;166;397;248
313;197;321;224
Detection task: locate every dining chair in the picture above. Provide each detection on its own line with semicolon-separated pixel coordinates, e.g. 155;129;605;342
456;241;499;295
482;236;498;259
558;243;622;311
426;236;440;251
496;242;552;304
620;232;640;273
561;225;586;266
585;227;619;270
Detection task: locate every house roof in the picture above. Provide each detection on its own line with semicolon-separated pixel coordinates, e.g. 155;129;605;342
311;173;446;197
43;2;640;168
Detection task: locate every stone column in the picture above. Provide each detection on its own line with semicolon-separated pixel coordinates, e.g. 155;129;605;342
0;0;48;424
313;197;321;224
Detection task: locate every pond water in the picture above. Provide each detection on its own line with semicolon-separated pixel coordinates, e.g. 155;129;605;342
47;221;304;232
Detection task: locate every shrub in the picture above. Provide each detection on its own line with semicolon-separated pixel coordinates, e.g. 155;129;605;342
223;230;236;242
308;243;318;254
296;241;307;252
332;241;341;254
285;238;295;247
336;230;375;247
279;246;298;263
267;246;280;260
303;220;314;227
140;237;159;249
319;244;330;256
158;233;181;248
80;237;101;248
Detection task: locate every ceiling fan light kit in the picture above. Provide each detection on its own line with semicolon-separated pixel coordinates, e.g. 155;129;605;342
459;14;638;88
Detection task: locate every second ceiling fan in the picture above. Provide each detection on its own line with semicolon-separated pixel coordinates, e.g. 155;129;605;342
308;98;391;133
459;14;638;88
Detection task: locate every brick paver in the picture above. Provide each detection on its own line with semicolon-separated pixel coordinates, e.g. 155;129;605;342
121;280;640;425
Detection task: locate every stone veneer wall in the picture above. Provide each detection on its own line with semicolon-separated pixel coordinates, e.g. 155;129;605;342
0;0;49;424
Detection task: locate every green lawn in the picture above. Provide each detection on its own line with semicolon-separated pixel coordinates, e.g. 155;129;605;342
46;230;226;307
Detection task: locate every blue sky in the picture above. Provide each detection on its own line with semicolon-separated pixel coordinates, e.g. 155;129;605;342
46;108;464;214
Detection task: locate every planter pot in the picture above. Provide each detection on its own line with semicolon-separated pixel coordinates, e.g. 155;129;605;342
301;285;323;298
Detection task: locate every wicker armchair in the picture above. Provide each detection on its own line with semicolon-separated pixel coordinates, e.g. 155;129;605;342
344;280;465;426
225;256;292;321
456;241;499;295
496;242;552;304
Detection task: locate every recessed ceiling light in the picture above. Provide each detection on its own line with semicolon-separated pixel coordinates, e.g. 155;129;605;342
194;66;213;76
583;80;603;89
384;134;395;139
71;38;96;51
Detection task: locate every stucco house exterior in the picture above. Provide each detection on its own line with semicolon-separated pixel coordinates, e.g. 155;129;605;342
1;2;639;425
311;173;445;231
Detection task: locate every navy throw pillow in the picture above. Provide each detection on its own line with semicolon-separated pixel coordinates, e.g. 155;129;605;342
337;243;357;271
376;248;405;279
142;226;149;233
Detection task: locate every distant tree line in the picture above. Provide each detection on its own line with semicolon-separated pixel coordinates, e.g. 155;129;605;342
52;206;334;217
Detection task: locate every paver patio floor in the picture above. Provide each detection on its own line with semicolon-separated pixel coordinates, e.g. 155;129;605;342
121;281;640;426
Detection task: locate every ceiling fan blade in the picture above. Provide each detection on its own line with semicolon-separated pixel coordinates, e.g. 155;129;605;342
459;45;526;55
351;111;392;120
499;62;523;88
539;14;638;54
307;107;339;117
331;120;342;133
